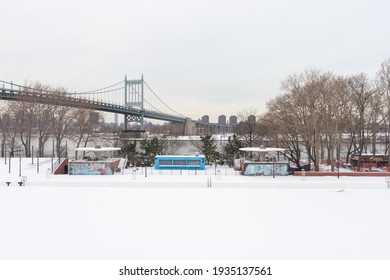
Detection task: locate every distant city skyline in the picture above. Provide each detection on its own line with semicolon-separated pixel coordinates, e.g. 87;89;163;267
199;114;250;125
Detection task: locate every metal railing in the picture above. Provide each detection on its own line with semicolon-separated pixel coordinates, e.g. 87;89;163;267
52;150;67;174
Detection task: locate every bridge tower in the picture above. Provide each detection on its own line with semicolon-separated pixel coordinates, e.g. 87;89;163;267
124;75;145;132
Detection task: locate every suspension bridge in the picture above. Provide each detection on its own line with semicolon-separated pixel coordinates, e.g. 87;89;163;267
0;76;232;135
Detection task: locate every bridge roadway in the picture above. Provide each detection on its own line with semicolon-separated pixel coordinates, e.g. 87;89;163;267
0;86;186;123
0;83;233;135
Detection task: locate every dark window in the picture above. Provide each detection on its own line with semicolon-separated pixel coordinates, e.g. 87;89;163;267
159;160;172;166
188;160;200;166
173;160;186;166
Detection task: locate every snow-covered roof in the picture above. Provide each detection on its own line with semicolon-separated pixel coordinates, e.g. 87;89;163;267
75;147;121;152
239;147;286;153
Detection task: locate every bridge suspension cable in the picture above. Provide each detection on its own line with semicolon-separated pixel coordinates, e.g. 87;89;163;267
0;80;67;95
143;80;186;118
125;80;182;118
69;80;124;95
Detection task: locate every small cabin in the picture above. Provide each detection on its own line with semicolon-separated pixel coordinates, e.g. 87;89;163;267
154;155;206;170
238;147;289;176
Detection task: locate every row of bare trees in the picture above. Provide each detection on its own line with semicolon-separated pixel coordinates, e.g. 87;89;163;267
261;58;390;171
0;81;106;158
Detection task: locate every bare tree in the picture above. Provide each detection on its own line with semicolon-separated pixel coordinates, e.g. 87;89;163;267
347;73;378;168
71;108;101;159
0;104;19;156
331;76;353;164
265;95;303;168
234;107;263;147
0;103;9;156
270;70;353;171
49;87;77;157
25;82;55;157
376;58;390;166
277;70;323;170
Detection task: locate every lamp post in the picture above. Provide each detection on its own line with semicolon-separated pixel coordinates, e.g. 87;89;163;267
337;160;340;179
19;149;21;177
8;150;11;174
272;156;276;178
37;151;39;173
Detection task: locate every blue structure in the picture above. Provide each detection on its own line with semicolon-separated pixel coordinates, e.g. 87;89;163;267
154;155;206;170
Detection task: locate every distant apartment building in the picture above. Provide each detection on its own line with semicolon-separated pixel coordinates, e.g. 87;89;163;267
201;115;209;123
229;115;237;125
248;114;256;124
90;112;100;125
218;115;227;125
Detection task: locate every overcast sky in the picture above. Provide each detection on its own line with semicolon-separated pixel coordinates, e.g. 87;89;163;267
1;0;390;122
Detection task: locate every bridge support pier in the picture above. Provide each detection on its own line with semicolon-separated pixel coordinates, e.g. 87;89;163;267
184;118;196;136
124;75;145;132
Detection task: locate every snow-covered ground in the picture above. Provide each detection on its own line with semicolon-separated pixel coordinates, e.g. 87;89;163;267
1;158;390;260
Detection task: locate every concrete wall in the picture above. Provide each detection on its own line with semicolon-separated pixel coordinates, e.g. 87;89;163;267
68;160;120;175
184;118;196;136
242;162;289;176
294;171;390;177
53;159;69;175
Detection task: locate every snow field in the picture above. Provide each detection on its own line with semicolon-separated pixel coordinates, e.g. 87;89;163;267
1;158;390;260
